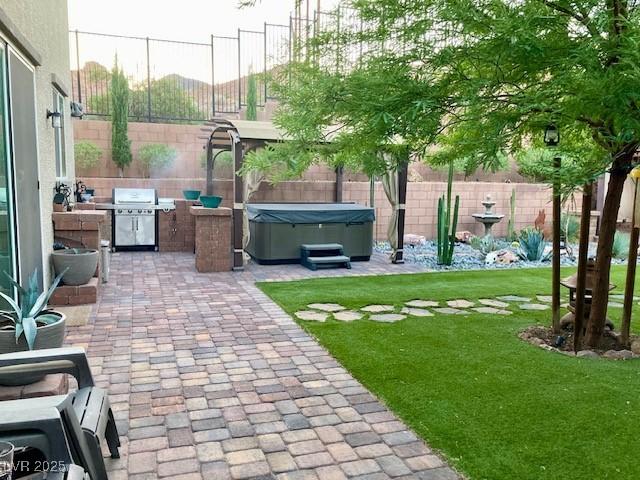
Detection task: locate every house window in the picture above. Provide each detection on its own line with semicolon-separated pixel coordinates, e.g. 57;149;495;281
53;88;66;179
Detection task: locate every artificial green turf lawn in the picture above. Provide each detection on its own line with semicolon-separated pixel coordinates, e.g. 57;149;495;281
259;266;640;480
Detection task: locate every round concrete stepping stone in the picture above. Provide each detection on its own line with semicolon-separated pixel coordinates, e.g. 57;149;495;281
519;303;550;311
433;307;467;315
361;305;395;313
608;302;624;308
334;310;364;322
308;303;346;312
497;295;531;302
536;295;553;303
405;300;439;308
479;299;509;308
370;313;406;323
447;299;475;308
295;311;329;322
472;307;512;315
401;307;434;317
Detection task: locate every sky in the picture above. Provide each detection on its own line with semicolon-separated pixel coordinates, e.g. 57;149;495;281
68;0;340;42
68;0;341;83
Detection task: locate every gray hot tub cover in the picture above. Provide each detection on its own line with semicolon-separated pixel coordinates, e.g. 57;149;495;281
246;203;375;224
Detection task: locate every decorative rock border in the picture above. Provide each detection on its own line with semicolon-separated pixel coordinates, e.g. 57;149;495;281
519;327;640;360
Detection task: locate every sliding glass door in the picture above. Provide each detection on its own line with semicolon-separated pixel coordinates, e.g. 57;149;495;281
8;48;42;289
0;45;16;298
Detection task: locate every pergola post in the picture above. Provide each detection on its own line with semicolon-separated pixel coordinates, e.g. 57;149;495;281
552;155;561;333
393;161;408;264
573;182;593;351
621;175;639;346
231;131;245;271
335;166;343;203
205;140;214;196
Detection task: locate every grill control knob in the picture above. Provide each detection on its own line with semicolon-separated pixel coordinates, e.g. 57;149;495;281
127;209;132;213
117;209;122;214
137;209;142;213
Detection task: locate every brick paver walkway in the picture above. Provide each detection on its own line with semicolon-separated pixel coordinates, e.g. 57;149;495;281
67;252;459;480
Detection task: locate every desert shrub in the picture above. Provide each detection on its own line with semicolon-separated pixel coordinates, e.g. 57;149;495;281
137;144;177;178
74;141;102;169
469;235;508;258
612;231;631;260
516;227;551;261
199;150;233;169
561;214;580;243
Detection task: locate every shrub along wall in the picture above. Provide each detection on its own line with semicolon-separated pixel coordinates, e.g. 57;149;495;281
73;119;530;183
75;119;567;240
82;176;562;240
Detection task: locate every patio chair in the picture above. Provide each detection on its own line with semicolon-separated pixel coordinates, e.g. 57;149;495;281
0;348;120;480
0;396;94;479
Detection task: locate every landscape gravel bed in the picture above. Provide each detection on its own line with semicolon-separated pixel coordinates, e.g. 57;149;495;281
373;240;626;271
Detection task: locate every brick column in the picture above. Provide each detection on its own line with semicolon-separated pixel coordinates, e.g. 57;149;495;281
190;206;232;272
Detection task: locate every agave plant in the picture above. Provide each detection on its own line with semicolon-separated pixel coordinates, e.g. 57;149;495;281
469;235;508;259
516;228;551;262
0;269;66;350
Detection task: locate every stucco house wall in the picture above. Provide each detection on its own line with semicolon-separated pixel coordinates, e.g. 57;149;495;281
0;0;75;282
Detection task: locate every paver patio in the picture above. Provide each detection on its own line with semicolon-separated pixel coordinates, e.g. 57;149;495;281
66;252;458;480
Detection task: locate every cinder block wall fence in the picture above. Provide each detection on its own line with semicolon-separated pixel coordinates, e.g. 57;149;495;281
75;120;565;240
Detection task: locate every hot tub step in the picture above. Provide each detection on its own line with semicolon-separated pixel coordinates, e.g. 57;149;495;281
303;255;352;271
301;243;344;252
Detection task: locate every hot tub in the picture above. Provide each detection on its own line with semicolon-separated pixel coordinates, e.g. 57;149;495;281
246;203;375;264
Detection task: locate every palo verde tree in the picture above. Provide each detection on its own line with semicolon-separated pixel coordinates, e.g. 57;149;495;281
253;0;640;349
412;0;640;348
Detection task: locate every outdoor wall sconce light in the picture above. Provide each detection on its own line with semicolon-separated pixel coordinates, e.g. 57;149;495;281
46;109;62;129
544;124;559;146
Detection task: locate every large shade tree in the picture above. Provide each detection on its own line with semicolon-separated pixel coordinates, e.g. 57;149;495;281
245;0;640;348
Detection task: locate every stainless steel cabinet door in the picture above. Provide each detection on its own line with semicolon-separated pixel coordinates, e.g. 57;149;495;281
115;215;136;246
135;215;155;246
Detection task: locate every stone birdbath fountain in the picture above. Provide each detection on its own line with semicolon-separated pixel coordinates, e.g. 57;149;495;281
472;194;505;237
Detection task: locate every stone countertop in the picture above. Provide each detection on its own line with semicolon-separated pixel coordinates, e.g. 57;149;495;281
52;210;108;222
189;206;232;217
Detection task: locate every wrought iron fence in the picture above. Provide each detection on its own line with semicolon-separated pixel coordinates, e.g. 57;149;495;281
69;5;403;123
70;23;292;123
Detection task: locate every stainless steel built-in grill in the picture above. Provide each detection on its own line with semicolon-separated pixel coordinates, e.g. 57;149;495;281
113;188;157;249
96;188;175;250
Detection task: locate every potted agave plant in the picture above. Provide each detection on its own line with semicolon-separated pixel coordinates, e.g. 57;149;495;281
0;269;67;385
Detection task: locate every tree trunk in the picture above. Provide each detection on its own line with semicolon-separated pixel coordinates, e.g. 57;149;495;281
118;167;124;178
584;162;629;347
